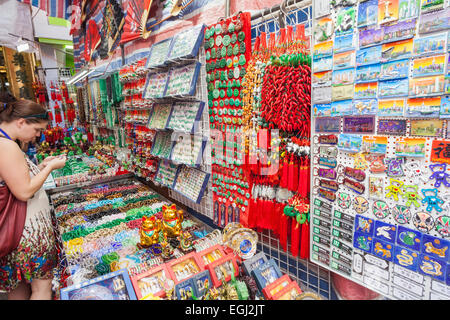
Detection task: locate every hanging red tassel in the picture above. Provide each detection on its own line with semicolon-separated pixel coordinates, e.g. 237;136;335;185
300;221;310;259
281;156;289;189
279;207;289;252
287;153;294;191
290;219;301;257
292;156;299;192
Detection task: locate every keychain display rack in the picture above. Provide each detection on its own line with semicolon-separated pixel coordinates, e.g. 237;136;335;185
310;0;450;300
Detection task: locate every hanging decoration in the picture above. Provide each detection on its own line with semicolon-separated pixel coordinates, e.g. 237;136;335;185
121;0;154;44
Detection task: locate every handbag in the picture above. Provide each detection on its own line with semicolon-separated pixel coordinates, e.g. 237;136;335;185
0;184;27;258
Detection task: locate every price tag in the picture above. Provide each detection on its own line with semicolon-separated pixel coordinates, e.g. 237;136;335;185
314;207;332;219
313;217;331;230
330;260;352;275
333;209;355;224
314;198;332;212
313;243;330;256
332;228;353;243
332;238;353;255
314;226;331;237
313;234;331;247
332;218;353;232
332;250;352;266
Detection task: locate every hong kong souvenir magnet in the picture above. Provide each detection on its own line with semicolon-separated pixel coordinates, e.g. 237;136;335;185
393;246;419;272
374;220;396;243
372;239;394;262
342;116;375;134
421;234;450;261
413;211;435;233
418;254;446;282
353;232;373;253
315;117;341;133
372;200;390;220
354;214;374;235
396;225;422;252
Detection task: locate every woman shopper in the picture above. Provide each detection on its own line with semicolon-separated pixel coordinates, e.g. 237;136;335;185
0;92;66;300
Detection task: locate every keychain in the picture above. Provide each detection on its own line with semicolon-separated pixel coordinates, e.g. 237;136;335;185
339;176;365;194
385;157;404;177
421;188;444;213
429;163;450;188
313;167;337;179
404;161;427;183
338;165;366;182
368;156;387;174
402;185;422;208
314;145;338;158
313;134;338;145
317;187;336;202
385;178;404;201
314;178;339;192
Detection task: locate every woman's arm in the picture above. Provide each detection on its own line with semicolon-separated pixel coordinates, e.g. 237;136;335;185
0;140;65;201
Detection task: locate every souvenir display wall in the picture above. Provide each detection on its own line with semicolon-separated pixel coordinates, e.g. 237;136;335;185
204;12;254;228
236;21;312;259
311;0;450;300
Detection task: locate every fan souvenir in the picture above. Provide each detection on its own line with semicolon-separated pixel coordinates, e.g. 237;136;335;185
98;0;125;58
144;0;195;34
121;0;154;44
84;19;102;62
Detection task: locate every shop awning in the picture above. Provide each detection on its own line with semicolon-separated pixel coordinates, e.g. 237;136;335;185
16;0;72;20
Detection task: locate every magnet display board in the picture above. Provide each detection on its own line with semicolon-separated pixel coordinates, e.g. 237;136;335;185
310;0;450;300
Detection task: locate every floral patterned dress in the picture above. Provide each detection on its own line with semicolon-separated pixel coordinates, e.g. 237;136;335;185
0;155;58;293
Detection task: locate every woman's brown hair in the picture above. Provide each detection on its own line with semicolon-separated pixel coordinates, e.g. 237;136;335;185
0;91;49;124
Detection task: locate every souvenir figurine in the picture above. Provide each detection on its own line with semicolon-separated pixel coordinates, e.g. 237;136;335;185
138;216;162;249
162;204;184;239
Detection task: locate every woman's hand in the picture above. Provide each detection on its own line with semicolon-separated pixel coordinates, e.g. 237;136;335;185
40;156;58;169
48;155;67;170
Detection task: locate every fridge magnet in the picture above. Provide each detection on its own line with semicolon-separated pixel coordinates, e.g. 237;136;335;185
331;99;354;116
353;232;374;253
358;0;379;27
334;34;355;54
412;55;446;77
429;139;450;164
382;18;416;43
312;70;332;87
439;95;450;119
356;45;382;66
418;8;449;34
413;211;434;232
377;118;407;135
435;216;450;238
378;0;399;25
361;135;388;153
355;82;378;99
413;33;447;57
313;85;333;103
332;68;355;86
398;0;420;20
335;6;356;36
372;239;394;261
359;27;384;48
381;38;413;62
356;64;381;83
353;98;378;114
332;84;354;101
372;200;391;219
409;75;445;97
394;137;427;157
378;78;409;98
446;76;450;95
422;234;450;260
405;96;441;117
369;176;385;199
313;55;333;73
380;59;409;80
374;219;397;242
313;103;333;117
314;16;334;43
393;246;419;271
337;133;363;152
315;0;332;18
410;119;444;137
418;254;446;282
343;115;376;134
333;50;356;69
313;40;334;60
397;226;422;253
420;0;444;14
378;99;405;116
315;117;342;133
